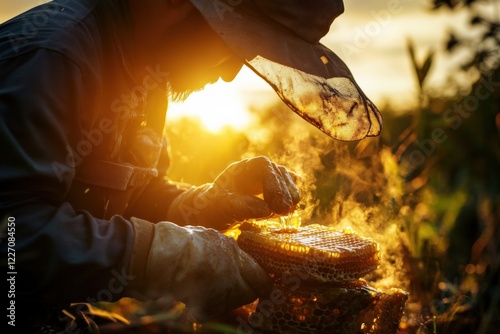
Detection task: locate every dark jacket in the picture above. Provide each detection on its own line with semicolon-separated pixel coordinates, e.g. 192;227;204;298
0;0;185;326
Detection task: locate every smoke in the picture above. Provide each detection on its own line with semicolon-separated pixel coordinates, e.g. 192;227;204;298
323;140;410;292
272;125;324;222
245;110;409;292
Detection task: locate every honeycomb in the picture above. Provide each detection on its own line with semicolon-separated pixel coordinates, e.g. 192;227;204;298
237;222;380;283
253;280;408;333
233;220;408;333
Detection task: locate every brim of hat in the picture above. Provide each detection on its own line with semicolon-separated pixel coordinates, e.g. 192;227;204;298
190;0;382;141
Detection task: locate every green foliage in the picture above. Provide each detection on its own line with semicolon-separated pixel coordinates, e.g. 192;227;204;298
407;39;435;92
433;0;500;74
386;46;500;334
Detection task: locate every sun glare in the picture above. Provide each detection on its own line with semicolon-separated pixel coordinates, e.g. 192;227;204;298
167;79;255;133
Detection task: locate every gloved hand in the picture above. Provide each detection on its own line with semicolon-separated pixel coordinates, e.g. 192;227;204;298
167;156;300;230
126;218;272;322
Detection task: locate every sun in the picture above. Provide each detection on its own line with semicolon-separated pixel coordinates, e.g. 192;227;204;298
167;79;254;133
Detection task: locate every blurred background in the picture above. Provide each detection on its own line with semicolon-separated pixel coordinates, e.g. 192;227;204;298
2;0;499;333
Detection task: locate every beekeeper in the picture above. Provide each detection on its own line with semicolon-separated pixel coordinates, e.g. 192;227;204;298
0;0;381;329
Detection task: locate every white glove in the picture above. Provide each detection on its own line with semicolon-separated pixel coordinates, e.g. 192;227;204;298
167;156;300;230
126;218;272;322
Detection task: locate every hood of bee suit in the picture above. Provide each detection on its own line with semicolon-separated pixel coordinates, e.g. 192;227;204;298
189;0;382;141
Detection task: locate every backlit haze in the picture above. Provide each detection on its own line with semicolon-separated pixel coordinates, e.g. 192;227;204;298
0;0;481;132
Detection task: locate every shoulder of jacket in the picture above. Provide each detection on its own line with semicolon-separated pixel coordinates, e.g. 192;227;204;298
0;0;102;64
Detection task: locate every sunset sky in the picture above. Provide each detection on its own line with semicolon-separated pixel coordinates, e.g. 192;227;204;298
0;0;489;131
